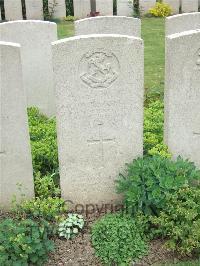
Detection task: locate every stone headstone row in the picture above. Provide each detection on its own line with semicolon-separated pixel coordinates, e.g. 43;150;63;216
2;14;200;209
1;0;66;21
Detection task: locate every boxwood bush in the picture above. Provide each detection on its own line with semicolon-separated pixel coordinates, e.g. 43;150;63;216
91;213;148;265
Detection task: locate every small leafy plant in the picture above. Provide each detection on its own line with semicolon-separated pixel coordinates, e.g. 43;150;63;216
91;213;148;265
144;100;171;158
34;173;61;198
14;197;67;221
58;213;84;239
151;186;200;255
0;219;54;266
117;155;200;215
149;2;172;17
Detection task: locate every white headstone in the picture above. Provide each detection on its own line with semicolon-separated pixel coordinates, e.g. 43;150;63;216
96;0;113;15
52;34;144;204
73;0;91;18
0;21;57;117
25;0;43;20
182;0;198;13
0;41;34;209
75;16;141;37
166;13;200;35
164;0;180;14
117;0;133;17
165;29;200;167
48;0;66;18
139;0;156;15
4;0;22;20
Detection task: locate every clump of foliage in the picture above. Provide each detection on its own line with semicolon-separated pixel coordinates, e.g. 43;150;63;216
151;186;200;255
14;197;67;222
66;0;74;16
28;107;58;177
116;155;200;215
64;15;75;21
34;173;61;198
91;213;148;265
144;100;170;158
0;218;54;266
58;213;84;239
149;2;172;17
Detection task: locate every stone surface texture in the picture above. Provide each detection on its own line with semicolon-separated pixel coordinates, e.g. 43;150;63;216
164;0;180;14
73;0;91;18
25;0;43;20
48;0;66;18
165;29;200;167
0;41;34;209
0;21;57;116
96;0;113;15
117;0;133;16
75;16;141;37
4;0;22;20
166;12;200;35
182;0;198;13
52;34;144;205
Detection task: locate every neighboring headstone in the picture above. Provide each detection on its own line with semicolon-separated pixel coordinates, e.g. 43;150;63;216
165;29;200;167
164;0;180;14
48;0;66;18
139;0;156;15
166;12;200;35
73;0;91;18
0;21;57;117
182;0;198;13
96;0;113;15
4;0;22;20
117;0;133;17
0;41;34;209
75;16;141;37
52;34;144;204
25;0;43;20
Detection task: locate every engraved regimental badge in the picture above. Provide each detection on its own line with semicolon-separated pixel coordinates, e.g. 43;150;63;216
79;49;120;89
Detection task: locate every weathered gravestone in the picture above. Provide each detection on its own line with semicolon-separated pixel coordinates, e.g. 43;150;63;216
4;0;22;20
164;0;180;14
73;0;91;18
0;21;57;117
26;0;43;20
75;16;141;37
48;0;66;18
0;41;34;209
96;0;113;16
165;29;200;167
166;12;200;36
117;0;133;17
139;0;156;15
52;34;144;204
182;0;198;13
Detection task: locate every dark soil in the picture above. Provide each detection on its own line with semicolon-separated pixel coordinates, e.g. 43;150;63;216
0;210;196;266
46;211;196;266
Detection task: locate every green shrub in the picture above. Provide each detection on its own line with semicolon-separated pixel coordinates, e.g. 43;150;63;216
28;107;58;176
116;156;200;215
58;213;84;239
91;213;148;265
144;100;170;157
151;186;200;255
149;2;172;17
0;218;54;266
34;173;61;198
14;197;67;221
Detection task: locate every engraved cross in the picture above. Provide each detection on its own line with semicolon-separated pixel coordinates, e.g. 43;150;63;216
87;122;115;167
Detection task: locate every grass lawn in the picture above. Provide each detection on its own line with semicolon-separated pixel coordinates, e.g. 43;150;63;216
56;17;165;101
